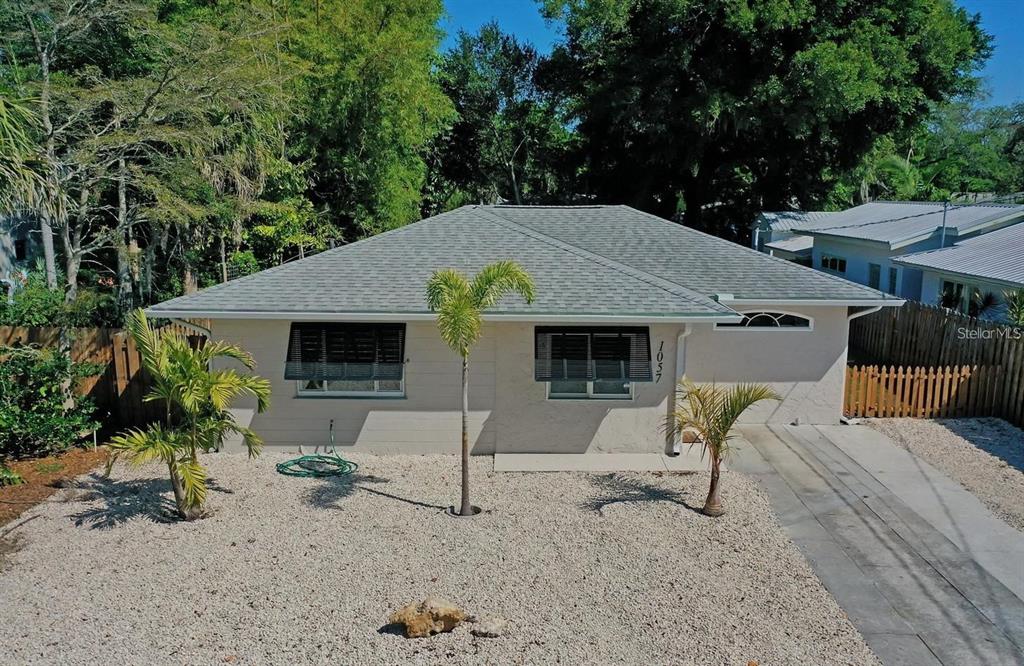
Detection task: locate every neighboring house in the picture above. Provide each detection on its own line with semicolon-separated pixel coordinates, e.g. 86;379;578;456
792;201;1024;301
893;222;1024;322
751;211;836;264
0;214;38;278
148;205;900;455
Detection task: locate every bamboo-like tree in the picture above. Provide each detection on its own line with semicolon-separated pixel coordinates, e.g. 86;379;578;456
426;261;535;516
109;310;270;520
665;379;780;517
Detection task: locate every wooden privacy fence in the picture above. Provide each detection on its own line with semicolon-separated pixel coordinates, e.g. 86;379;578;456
0;322;207;430
844;364;1022;425
851;300;1024;369
850;301;1023;426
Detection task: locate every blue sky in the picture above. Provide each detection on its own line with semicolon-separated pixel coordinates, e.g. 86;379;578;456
441;0;1022;106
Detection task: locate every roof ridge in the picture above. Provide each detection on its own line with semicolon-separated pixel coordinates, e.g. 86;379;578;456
622;206;895;300
471;206;735;314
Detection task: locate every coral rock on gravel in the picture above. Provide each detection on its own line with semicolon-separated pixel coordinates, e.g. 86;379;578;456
389;597;467;638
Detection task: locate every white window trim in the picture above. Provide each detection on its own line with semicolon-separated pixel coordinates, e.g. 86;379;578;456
820;253;848;275
714;310;815;332
296;377;405;398
546;380;635;401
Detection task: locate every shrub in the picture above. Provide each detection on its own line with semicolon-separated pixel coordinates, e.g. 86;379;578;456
0;268;119;327
1006;290;1024;327
0;345;99;461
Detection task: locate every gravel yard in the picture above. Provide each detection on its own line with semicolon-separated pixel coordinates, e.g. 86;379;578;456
0;452;877;665
867;417;1024;533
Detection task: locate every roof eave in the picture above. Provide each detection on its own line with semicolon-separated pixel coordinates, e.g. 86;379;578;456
144;308;745;324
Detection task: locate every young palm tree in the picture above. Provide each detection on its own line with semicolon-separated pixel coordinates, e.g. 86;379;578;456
426;261;535;516
665;379;780;517
1004;290;1024;327
109;310;270;520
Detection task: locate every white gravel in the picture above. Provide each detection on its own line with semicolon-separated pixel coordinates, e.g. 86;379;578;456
867;417;1024;533
0;452;878;665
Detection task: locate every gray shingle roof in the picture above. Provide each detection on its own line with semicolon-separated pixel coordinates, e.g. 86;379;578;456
479;205;892;302
793;201;1024;249
149;205;896;319
892;221;1024;288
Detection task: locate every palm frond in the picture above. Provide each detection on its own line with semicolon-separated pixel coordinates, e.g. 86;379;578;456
469;260;536;309
665;379;780;459
425;268;471;312
125;310;165;377
176;456;207;509
108;425;178;466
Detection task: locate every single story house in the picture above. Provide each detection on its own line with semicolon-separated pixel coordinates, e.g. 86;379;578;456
751;211;835;264
893;221;1024;322
792;201;1024;300
148;205;901;455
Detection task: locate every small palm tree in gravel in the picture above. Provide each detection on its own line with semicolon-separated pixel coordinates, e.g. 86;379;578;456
426;261;535;516
109;310;270;520
665;379;780;517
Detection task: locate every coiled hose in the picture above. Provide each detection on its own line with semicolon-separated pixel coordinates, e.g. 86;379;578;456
276;420;358;478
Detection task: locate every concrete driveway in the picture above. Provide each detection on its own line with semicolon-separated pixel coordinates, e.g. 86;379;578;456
732;424;1024;666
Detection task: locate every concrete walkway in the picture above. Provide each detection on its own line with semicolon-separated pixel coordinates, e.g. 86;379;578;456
733;424;1024;666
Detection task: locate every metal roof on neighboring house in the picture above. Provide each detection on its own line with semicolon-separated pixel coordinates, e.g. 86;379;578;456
148;205;898;320
892;221;1024;288
764;235;814;255
756;210;836;233
792;201;1024;249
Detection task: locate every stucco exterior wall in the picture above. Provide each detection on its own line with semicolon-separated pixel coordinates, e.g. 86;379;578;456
210;308;850;453
212;319;498;454
684;305;850;425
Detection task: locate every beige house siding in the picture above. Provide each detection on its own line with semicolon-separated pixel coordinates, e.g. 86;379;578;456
210;306;849;454
684;305;850;425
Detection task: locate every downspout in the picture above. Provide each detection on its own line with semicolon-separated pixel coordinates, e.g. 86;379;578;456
669;324;692;456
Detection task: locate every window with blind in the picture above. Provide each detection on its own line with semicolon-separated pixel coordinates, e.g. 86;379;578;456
535;327;651;399
285;323;406;396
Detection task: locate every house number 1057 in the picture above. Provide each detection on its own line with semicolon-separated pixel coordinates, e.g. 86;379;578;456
655;341;664;382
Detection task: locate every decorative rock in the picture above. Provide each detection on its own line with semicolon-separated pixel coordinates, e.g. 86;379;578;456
470;616;508;638
388;597;467;638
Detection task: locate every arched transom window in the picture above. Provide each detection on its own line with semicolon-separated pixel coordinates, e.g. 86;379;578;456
716;312;812;330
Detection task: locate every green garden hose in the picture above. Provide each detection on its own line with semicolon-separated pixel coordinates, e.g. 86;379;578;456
276;420;358;478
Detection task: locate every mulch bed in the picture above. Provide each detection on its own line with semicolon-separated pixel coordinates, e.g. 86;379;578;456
0;447;109;527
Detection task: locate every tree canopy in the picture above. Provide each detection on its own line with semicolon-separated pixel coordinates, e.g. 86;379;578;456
0;0;1017;325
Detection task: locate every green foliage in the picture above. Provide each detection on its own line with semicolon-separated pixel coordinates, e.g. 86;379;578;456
423;23;574;213
0;345;98;461
666;380;781;462
0;465;24;486
542;0;990;239
289;0;453;237
832;93;1024;205
426;261;536;357
109;310;270;520
0;268;117;327
1005;290;1024;327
